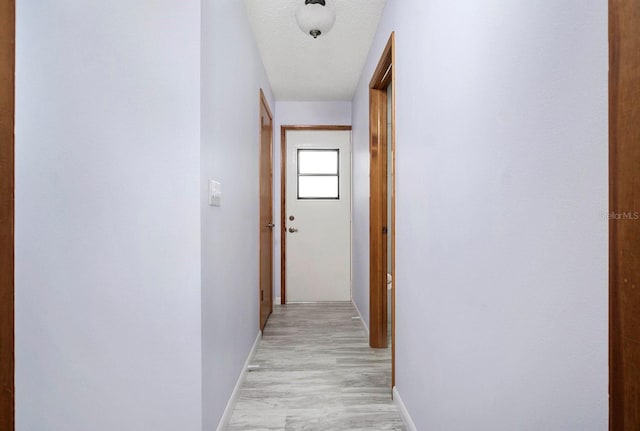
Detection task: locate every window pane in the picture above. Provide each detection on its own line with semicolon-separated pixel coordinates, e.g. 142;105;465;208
298;176;339;199
298;150;338;175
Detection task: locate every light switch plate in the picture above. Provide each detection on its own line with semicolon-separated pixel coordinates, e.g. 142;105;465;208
208;180;221;206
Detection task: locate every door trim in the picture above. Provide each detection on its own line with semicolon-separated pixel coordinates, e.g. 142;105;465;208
259;89;274;331
609;1;640;429
368;32;395;387
280;125;352;304
0;0;15;429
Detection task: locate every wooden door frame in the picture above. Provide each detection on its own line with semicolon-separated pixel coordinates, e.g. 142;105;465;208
279;125;352;304
0;0;15;429
369;33;395;388
259;89;274;331
609;1;639;429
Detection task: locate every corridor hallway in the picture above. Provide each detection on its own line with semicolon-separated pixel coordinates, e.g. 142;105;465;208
226;303;405;430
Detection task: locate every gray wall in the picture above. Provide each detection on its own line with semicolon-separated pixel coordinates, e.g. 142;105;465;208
201;1;274;429
352;0;608;429
15;1;202;429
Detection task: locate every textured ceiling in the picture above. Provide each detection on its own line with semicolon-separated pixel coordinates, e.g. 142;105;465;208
245;0;386;101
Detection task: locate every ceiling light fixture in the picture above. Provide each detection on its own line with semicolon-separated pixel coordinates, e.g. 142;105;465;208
295;0;336;39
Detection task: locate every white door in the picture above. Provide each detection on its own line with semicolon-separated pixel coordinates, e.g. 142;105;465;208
285;129;351;302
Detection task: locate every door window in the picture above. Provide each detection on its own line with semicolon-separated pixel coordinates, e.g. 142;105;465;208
297;149;339;199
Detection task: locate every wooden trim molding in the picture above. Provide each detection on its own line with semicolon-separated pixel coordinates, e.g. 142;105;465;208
609;1;640;429
259;88;273;120
368;33;395;390
282;125;352;132
280;127;287;305
258;89;274;331
389;32;396;390
0;0;15;429
370;34;393;89
280;125;352;305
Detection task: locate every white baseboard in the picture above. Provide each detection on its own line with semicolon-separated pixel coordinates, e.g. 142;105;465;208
351;300;369;337
216;331;262;431
275;296;281;305
393;386;418;431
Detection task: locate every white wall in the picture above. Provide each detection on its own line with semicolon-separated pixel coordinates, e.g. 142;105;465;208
200;1;275;429
15;2;202;430
353;0;608;429
273;101;352;302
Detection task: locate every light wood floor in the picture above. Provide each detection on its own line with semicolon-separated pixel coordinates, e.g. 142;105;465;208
226;302;405;431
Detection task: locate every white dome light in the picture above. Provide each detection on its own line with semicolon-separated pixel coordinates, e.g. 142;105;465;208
295;0;336;39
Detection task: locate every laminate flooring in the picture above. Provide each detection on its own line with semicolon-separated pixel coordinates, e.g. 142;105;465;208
226;302;405;431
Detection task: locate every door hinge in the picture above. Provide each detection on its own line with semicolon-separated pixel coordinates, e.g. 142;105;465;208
382;226;388;234
261;290;264;301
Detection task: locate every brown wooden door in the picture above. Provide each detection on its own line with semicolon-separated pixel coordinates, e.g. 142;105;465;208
0;1;15;429
369;34;394;356
259;90;274;331
369;86;389;349
610;1;640;429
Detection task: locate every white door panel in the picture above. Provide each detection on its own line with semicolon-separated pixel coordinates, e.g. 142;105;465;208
286;130;351;302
